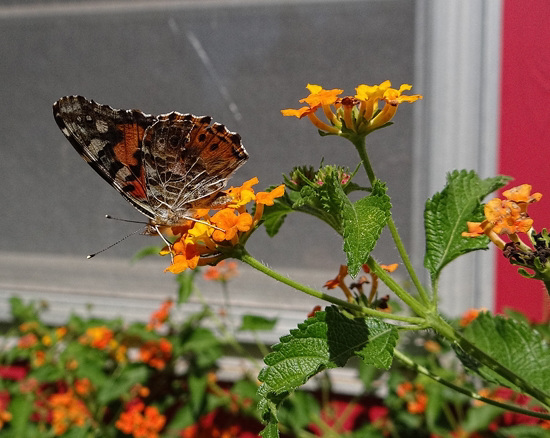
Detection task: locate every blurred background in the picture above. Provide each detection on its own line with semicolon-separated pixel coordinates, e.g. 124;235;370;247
0;0;520;342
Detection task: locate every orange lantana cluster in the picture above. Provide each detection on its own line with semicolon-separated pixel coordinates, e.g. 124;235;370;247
397;382;428;415
139;339;172;370
146;299;173;331
79;326;127;363
282;81;422;136
162;178;285;274
49;390;91;436
324;263;397;308
115;401;166;438
462;184;541;249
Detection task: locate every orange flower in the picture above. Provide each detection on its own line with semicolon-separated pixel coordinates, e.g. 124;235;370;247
300;84;344;107
79;326;114;350
324;265;348;290
256;185;286;207
115;401;166;438
462;184;541;240
164;241;201;274
49;390;90;436
162;177;279;273
147;299;173;330
324;265;353;302
139;339;172;370
502;184;542;205
0;409;11;430
203;260;239;282
74;378;93;397
424;340;442;353
18;333;38;349
397;382;427;414
484;198;533;235
225;177;258;208
32;350;46;367
460;308;487;327
210;209;253;242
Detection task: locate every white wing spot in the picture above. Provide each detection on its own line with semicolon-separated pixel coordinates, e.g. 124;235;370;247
96;119;109;133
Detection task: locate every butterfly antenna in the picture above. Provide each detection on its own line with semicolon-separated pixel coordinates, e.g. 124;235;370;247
104;214;149;225
87;226;145;259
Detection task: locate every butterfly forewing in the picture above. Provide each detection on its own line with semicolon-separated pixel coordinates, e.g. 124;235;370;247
53;95;157;218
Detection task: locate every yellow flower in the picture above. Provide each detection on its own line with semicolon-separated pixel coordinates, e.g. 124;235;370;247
283;81;421;136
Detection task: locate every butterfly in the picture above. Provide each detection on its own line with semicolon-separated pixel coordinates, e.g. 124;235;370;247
53;96;249;237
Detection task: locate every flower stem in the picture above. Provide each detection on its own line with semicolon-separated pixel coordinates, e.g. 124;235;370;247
394;349;550;421
351;135;431;305
237;249;425;325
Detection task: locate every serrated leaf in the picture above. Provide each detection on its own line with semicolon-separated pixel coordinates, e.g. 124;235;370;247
424;170;510;279
261;200;293;237
257;307;397;433
239;314;277;331
460;313;550;394
355;319;399;369
343;180;391;277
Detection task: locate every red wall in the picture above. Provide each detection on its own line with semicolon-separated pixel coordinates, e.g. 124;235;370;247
497;0;550;321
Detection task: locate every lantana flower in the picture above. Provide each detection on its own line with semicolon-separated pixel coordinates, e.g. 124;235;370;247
462;184;550;281
282;81;422;137
161;178;285;274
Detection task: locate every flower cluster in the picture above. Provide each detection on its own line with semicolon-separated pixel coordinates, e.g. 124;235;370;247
48;389;91;436
462;184;550;280
282;81;422;136
396;382;428;415
139;339;172;370
161;178;285;274
79;325;127;363
462;184;541;247
324;263;397;308
146;299;173;331
115;401;166;438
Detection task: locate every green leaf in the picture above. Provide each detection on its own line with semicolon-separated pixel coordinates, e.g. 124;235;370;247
257;307;397;434
424;170;510;279
9;395;34;437
97;366;149;405
176;270;197;303
132;245;163;262
239;315;278;331
460;312;550;394
354;318;399;369
278;391;320;432
261;200;293;237
343;180;391;277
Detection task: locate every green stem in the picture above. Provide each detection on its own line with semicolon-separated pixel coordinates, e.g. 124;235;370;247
238;249;425;326
394;349;550;421
350;135;431;306
366;257;427;318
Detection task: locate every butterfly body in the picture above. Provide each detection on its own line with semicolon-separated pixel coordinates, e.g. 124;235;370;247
53;96;248;232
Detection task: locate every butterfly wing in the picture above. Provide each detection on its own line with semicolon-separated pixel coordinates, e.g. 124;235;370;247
53;96;157;219
142;112;249;222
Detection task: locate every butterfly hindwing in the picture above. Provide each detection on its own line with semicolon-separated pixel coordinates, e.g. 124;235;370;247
53;95;157;218
142;113;249;215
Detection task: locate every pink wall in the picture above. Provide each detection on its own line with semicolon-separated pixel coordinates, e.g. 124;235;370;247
497;0;550;321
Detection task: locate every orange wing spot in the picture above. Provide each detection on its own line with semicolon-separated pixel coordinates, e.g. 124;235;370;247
113;123;146;168
125;181;147;200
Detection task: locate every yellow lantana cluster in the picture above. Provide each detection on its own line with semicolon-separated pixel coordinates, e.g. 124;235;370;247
282;81;422;136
